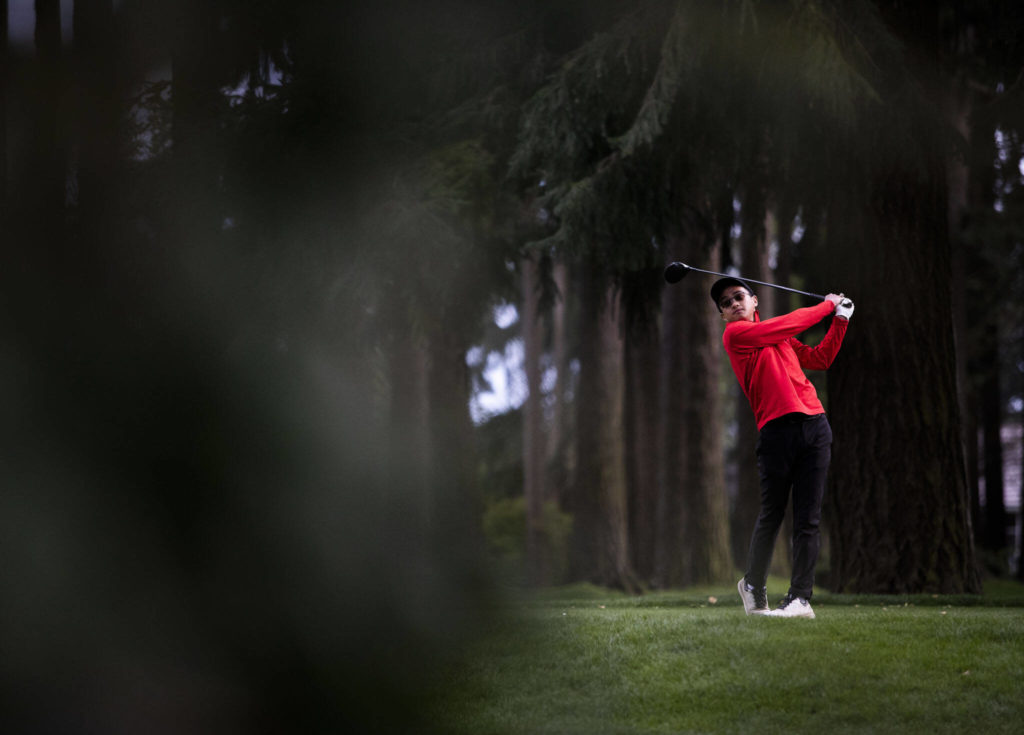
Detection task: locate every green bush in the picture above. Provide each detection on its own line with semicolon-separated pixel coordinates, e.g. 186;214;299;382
482;496;572;583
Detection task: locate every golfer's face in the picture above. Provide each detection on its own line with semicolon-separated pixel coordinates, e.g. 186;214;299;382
719;286;757;323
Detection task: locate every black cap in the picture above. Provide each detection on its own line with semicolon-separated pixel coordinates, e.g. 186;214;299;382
710;276;755;308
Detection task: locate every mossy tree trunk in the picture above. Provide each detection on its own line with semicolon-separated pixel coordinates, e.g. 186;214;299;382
826;161;980;594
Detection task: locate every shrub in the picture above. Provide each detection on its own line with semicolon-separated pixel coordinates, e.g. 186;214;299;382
482;496;572;583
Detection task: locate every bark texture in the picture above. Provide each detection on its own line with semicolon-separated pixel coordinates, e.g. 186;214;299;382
826;162;980;594
568;262;639;591
657;212;731;587
624;268;662;584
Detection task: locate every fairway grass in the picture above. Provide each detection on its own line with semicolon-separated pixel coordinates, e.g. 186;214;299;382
430;580;1024;734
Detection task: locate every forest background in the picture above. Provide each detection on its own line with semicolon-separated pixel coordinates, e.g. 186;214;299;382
1;0;1023;732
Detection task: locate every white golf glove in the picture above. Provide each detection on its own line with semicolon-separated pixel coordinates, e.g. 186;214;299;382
835;298;854;320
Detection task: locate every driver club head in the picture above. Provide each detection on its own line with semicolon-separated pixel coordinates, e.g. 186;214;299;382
663;262;690;284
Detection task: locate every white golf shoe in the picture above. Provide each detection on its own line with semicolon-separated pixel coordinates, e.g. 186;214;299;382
767;593;815;619
737;578;770;615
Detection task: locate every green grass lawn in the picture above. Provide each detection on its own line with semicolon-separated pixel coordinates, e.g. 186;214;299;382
430;578;1024;734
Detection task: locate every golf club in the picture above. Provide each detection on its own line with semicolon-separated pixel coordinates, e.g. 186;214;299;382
664;261;851;306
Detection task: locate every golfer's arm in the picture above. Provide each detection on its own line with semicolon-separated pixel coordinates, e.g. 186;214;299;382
792;318;849;370
726;301;835;350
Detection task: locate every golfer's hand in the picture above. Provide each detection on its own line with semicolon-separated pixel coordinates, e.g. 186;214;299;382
834;296;854;321
824;293;843;307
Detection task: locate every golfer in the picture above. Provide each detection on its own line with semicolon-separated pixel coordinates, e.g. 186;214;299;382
712;276;853;619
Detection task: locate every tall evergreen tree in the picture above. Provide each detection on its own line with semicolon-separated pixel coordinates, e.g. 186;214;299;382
512;0;736;588
939;1;1024;566
814;1;978;593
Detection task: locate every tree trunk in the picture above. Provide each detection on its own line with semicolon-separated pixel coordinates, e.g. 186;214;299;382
680;233;731;585
946;71;1000;549
826;160;980;594
944;78;981;545
657;211;731;587
774;196;796;297
963;98;1005;556
656;235;687;587
623;268;662;585
521;253;549;585
547;260;572;499
568;261;639;591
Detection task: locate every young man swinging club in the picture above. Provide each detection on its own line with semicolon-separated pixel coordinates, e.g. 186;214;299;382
712;276;853;619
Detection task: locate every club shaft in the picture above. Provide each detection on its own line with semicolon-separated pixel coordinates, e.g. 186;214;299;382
685;265;825;300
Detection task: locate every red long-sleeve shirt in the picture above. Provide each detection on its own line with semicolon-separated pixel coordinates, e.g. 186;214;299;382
722;301;848;430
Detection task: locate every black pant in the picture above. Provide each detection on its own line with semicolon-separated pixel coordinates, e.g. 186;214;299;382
744;413;832;600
